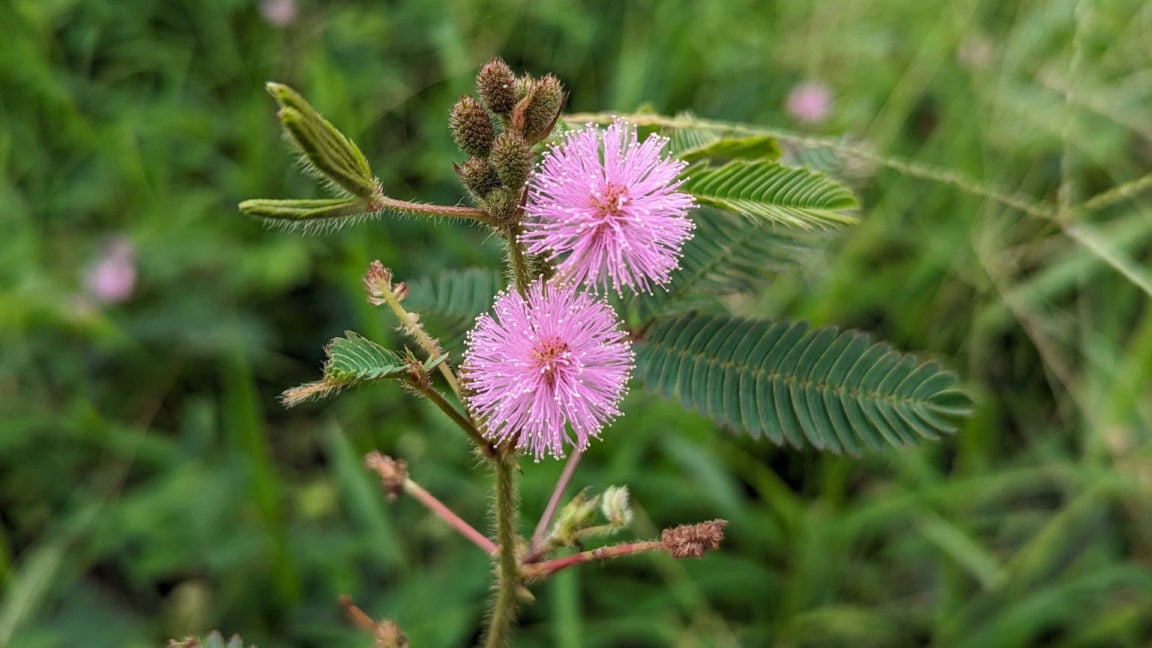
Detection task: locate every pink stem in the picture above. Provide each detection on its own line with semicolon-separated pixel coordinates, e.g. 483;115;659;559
522;540;663;580
527;449;583;558
405;478;497;555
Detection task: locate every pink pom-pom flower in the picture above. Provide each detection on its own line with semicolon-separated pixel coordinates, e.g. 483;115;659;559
522;120;695;295
463;280;634;460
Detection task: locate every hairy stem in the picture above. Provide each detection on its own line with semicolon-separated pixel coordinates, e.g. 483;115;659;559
483;452;521;648
416;384;491;454
375;282;464;400
379;195;497;225
522;540;664;580
505;227;532;294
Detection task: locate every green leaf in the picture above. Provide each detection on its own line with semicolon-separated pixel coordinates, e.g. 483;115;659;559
681;160;859;229
677;135;782;164
238;197;375;223
634;313;971;454
634;208;832;317
404;268;506;350
278;107;378;199
280;331;433;407
266;83;376;198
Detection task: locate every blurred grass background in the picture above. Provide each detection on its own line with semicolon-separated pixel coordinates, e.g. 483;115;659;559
2;0;1151;646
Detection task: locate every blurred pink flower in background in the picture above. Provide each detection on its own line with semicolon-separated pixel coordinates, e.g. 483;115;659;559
785;81;834;124
85;237;136;304
261;0;297;28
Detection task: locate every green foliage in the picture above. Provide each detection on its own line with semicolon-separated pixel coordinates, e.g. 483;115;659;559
237;197;378;226
281;332;446;406
635;207;830;316
404;267;504;350
266;83;378;199
635;313;970;454
672;131;782;164
681;160;859;229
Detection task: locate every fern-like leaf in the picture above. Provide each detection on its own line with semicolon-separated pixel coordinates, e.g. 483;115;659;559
634;313;971;454
681;160;859;229
404;268;505;351
280;331;444;406
635;208;832;317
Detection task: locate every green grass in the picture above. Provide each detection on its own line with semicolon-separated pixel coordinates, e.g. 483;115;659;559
2;0;1151;646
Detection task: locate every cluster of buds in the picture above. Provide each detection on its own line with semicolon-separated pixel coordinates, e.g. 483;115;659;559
451;58;566;224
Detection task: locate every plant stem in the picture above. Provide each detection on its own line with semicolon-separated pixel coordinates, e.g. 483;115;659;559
374;283;464;399
522;540;664;580
525;449;583;562
378;194;497;225
483;452;521;648
404;478;497;554
416;384;490;454
505;227;531;294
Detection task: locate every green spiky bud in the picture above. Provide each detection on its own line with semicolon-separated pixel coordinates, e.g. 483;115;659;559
523;74;566;143
514;75;534;103
454;157;501;200
449;96;495;158
476;58;516;115
489;131;532;191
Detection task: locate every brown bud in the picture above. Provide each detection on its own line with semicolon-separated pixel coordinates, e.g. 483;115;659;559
523;74;566;143
449;96;495;158
476;58;516;115
365;452;408;501
454;157;502;200
661;519;727;558
490;131;532;191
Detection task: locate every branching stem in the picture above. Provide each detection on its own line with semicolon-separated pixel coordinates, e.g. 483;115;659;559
373;273;464;400
522;540;664;580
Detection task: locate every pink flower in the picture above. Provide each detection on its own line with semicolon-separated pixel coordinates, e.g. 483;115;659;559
785;81;833;124
85;238;136;304
521;120;695;295
463;280;634;460
261;0;297;28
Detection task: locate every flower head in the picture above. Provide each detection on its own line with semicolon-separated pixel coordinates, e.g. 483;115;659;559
463;280;634;460
261;0;297;28
85;237;136;304
785;81;833;124
522;120;695;295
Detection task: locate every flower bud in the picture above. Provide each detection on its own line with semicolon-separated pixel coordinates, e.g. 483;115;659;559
489;131;532;191
454;157;501;200
476;58;516;115
523;74;566;143
661;519;727;559
599;485;633;528
449;96;495;158
550;489;599;546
